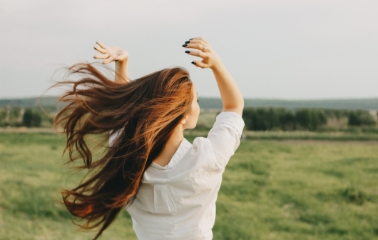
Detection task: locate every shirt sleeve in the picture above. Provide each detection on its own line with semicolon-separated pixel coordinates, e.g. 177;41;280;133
206;111;245;170
109;129;122;146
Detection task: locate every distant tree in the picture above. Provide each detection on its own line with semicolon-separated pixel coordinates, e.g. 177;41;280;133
255;108;276;130
242;108;255;130
0;108;7;126
23;109;33;127
243;107;296;131
244;107;329;131
279;110;296;130
9;107;21;121
22;109;42;127
295;109;327;131
348;110;376;126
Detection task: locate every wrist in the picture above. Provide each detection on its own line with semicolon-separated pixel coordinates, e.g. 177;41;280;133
116;57;128;64
115;59;128;70
210;61;225;72
115;50;129;64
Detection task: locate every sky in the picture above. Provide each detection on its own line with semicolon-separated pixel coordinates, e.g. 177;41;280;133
1;0;377;99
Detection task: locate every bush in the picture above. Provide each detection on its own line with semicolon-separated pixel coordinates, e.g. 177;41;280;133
295;109;327;131
348;110;376;126
22;109;42;127
279;111;297;130
243;107;328;131
0;109;7;125
243;107;296;131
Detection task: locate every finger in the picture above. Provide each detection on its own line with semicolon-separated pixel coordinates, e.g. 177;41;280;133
94;53;110;59
185;40;210;50
185;50;205;58
183;43;210;52
102;59;113;64
96;41;107;50
183;43;206;52
190;37;209;44
185;39;206;45
102;55;116;64
186;41;211;52
191;61;207;68
185;40;201;45
94;46;106;54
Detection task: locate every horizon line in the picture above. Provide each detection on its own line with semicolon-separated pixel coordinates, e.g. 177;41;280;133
1;95;378;102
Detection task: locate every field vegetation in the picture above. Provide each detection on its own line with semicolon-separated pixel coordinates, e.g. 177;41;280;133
1;98;378;239
1;133;377;239
1;97;377;136
2;96;378;111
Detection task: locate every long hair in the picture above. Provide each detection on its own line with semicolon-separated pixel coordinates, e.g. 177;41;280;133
54;63;193;239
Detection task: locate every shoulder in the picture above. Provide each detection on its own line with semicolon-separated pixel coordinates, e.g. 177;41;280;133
189;137;222;171
192;136;211;149
187;137;213;160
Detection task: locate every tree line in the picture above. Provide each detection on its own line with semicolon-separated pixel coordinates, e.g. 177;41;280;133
1;106;377;130
242;107;377;131
0;107;52;127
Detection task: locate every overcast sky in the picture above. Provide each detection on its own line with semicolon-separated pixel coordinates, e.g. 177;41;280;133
1;0;377;99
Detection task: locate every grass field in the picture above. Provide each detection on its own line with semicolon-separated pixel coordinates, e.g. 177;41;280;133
1;133;378;239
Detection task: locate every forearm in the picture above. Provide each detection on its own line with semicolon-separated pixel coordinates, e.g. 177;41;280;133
115;60;129;84
211;63;244;115
182;37;244;115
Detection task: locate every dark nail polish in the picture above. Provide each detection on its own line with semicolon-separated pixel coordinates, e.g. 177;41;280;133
185;41;190;44
189;38;193;40
185;51;190;54
191;61;196;65
182;44;187;47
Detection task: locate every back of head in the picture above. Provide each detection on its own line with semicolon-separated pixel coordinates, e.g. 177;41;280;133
54;63;193;239
114;67;193;146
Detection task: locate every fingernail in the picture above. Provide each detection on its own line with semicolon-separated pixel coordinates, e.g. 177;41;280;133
189;38;193;40
185;41;190;44
185;51;190;54
191;61;196;65
182;44;187;47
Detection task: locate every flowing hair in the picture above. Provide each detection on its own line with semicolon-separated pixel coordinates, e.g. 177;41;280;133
54;63;193;239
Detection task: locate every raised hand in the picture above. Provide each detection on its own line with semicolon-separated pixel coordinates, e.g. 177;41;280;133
182;37;222;70
93;41;129;64
93;41;129;83
183;37;244;115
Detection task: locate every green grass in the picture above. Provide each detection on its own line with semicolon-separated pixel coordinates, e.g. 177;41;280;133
244;131;378;141
1;133;378;239
186;130;378;141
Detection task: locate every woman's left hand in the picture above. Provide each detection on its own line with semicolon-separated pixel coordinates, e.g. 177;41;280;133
93;42;129;64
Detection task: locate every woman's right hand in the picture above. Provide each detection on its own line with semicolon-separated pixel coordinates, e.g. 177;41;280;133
93;41;129;65
182;37;223;70
94;41;129;83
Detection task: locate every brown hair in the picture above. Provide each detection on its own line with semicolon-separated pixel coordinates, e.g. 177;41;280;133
54;63;193;239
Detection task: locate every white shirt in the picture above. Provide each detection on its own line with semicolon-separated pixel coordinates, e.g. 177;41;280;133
116;111;245;240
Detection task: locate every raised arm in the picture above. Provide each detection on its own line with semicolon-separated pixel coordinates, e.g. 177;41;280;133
183;37;244;116
94;41;129;84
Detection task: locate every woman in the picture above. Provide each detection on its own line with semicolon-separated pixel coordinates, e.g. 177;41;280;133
56;37;244;239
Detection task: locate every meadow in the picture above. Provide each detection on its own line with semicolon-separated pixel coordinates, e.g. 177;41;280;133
0;132;378;240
